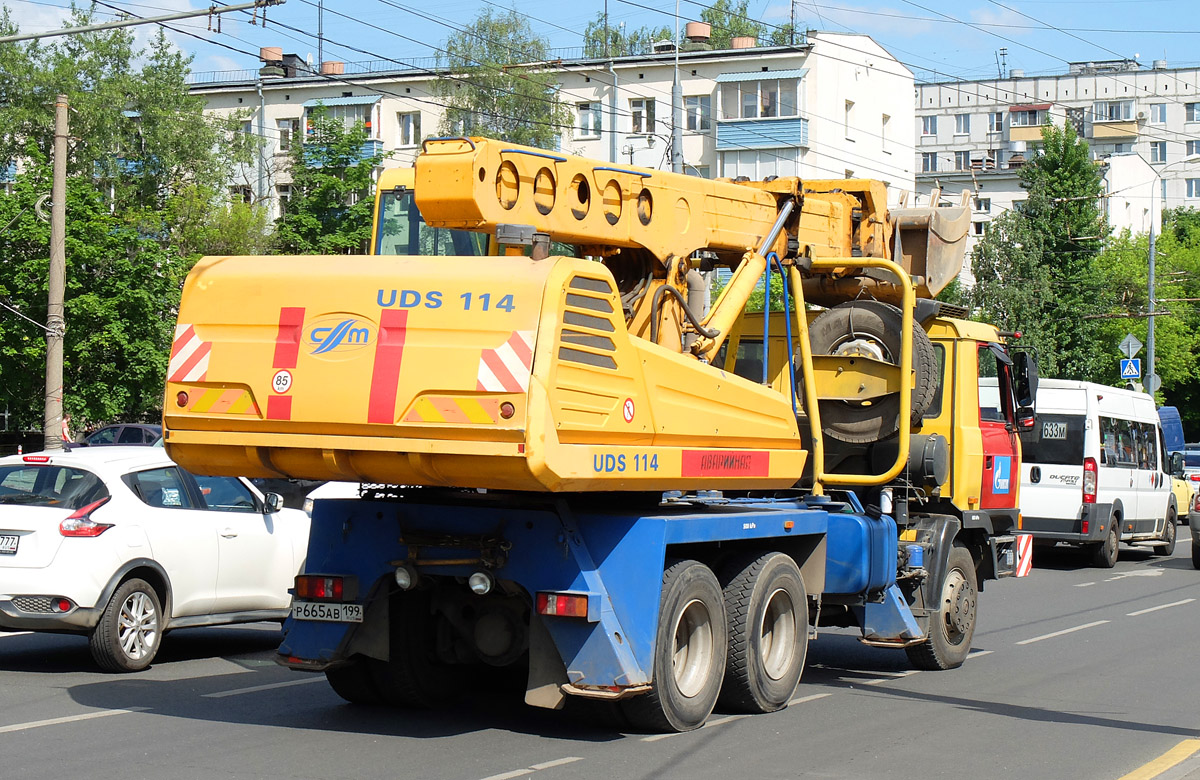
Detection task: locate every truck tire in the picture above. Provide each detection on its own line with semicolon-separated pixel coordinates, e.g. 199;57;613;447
325;658;381;704
1154;514;1177;557
1090;522;1119;569
807;300;938;443
622;560;727;732
1192;539;1200;570
370;589;465;708
905;543;976;671
718;552;808;713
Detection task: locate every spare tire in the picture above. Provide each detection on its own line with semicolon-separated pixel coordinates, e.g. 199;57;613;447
807;300;938;443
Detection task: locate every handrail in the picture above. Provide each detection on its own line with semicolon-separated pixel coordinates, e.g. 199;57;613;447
500;148;568;163
420;136;476;153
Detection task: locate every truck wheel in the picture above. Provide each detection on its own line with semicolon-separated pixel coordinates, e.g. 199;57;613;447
370;590;465;708
905;544;976;671
1154;515;1177;557
807;300;938;443
1192;539;1200;570
325;658;381;704
1090;523;1119;569
89;578;163;672
623;560;727;732
718;552;807;713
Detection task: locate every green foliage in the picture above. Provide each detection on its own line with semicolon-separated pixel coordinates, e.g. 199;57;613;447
272;107;385;254
711;271;787;313
701;0;767;49
970;122;1109;379
435;7;570;149
582;13;672;58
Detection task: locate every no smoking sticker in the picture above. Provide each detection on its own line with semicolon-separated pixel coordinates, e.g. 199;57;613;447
272;369;293;394
622;397;635;423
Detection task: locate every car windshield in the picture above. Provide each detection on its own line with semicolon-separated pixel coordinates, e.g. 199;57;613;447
0;465;109;509
1185;451;1200;469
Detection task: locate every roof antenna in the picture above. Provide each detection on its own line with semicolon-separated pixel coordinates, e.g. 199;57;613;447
996;47;1008;79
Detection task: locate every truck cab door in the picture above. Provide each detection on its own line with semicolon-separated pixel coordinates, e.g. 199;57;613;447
978;344;1019;510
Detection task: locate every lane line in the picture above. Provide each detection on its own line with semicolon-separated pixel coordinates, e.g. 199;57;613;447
529;757;583;771
789;692;832;706
1116;739;1200;780
1074;582;1096;588
969;650;994;659
641;713;750;742
1127;598;1196;617
865;670;920;686
0;631;33;637
0;706;149;734
1015;620;1110;646
478;770;534;780
202;677;327;698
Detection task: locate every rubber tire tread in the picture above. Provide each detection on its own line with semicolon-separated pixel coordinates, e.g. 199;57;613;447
1091;522;1119;569
369;589;465;708
807;300;938;443
718;552;808;713
89;578;163;673
1155;511;1177;557
622;559;727;733
325;657;382;704
905;544;976;671
1192;539;1200;570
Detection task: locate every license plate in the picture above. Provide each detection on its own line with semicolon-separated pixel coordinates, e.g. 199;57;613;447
0;535;17;555
291;601;363;623
1042;421;1068;440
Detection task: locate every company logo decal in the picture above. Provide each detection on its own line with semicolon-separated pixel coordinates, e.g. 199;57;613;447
993;455;1012;494
303;313;377;360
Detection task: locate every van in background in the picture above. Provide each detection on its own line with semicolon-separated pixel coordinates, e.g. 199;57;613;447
1019;380;1176;567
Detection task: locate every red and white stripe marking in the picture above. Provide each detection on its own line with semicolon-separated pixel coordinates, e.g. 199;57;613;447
168;324;210;383
477;331;534;393
1015;533;1033;577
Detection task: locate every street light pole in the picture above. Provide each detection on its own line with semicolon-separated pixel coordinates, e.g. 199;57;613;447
1147;153;1200;394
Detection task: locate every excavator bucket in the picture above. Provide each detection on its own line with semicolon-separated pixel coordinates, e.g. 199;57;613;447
888;199;971;299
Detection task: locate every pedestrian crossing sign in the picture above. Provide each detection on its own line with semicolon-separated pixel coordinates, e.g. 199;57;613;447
1120;358;1141;379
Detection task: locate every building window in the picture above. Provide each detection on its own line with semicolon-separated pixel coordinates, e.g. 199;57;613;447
975;197;991;213
988;112;1003;133
844;100;854;138
921;115;937;136
577;103;602;139
1188;103;1200;122
310;103;378;139
240;120;253;136
276;184;291;217
685;95;711;132
630;97;655;134
276;118;299;152
1187;140;1200;157
922;152;938;172
973;221;987;236
685;165;710;178
1093;100;1133;122
954;151;970;170
1151;141;1168;163
720;78;799;121
1011;110;1044;127
1113;143;1133;154
230;185;252;204
1150;103;1168;124
397;112;421;146
955;113;970;134
1188;179;1200;198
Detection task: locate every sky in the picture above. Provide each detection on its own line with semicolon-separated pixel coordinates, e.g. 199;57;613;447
2;0;1199;84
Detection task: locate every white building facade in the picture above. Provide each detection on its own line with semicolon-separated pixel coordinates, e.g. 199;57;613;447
189;31;914;221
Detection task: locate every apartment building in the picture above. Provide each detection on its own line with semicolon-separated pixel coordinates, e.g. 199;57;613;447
189;30;914;221
914;59;1200;253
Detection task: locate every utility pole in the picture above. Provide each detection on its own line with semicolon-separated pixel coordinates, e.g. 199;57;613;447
1147;211;1157;394
318;0;324;69
671;0;683;173
44;95;68;451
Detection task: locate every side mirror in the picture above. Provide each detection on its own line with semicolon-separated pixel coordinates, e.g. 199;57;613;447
1170;451;1185;478
1014;350;1038;409
264;492;284;513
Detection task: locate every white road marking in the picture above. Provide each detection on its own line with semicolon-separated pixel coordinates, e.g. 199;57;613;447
0;631;32;637
641;713;750;742
1104;570;1165;582
864;670;920;685
480;757;583;780
1074;582;1096;588
478;770;534;780
202;676;327;698
0;707;149;734
1127;598;1196;617
788;692;832;706
1016;620;1110;646
969;650;994;659
529;757;583;771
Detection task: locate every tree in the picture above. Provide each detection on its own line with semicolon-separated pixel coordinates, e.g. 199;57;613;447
970;122;1109;379
272;106;385;254
582;13;673;58
701;0;767;49
436;8;570;149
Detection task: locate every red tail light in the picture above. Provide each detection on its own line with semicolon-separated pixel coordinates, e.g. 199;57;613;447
294;575;344;601
1190;474;1200;482
1081;520;1090;535
536;592;589;618
22;455;50;463
1082;457;1097;504
59;497;113;537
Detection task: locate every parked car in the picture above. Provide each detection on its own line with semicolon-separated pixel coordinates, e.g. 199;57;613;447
0;447;309;671
79;423;162;447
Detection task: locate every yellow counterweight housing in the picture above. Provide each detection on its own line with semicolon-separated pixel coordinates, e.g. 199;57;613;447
164;253;806;490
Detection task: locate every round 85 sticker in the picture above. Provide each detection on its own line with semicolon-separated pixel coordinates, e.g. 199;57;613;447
272;369;293;394
622;397;635;423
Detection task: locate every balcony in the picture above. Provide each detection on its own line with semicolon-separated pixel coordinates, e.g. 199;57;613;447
1090;121;1139;139
715;116;808;151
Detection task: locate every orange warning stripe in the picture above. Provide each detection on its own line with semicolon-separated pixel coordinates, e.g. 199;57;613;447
188;388;260;416
403;396;500;424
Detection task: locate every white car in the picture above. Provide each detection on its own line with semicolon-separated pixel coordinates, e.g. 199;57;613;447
0;447;309;671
